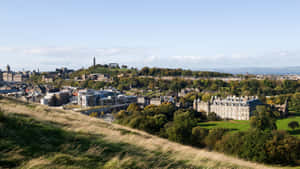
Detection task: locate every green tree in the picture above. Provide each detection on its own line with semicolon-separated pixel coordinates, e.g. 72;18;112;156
205;128;228;150
288;121;300;130
48;95;58;106
127;103;140;113
265;130;300;165
251;105;277;131
250;115;277;131
157;102;175;119
191;127;208;147
167;111;197;144
207;112;218;121
290;93;300;112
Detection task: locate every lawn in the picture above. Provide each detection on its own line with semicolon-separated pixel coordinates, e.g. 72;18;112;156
198;120;250;132
198;112;300;137
276;112;300;137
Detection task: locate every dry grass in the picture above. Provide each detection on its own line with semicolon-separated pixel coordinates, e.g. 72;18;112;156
0;98;286;169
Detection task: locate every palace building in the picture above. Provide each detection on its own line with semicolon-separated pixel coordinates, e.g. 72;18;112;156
193;96;262;120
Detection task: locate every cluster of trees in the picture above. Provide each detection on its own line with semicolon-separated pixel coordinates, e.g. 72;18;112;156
114;78;300;99
266;93;300;112
115;103;300;166
70;64;137;78
139;67;232;77
47;93;70;106
70;65;233;79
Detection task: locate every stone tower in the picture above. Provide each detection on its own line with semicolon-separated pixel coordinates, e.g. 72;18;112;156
93;56;96;67
6;64;11;72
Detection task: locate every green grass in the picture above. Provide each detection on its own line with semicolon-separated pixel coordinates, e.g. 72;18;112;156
198;112;300;137
198;120;250;132
276;112;300;137
0;110;201;169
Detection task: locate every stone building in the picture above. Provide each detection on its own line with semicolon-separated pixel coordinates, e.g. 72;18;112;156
150;97;163;106
109;63;119;68
193;96;262;120
3;72;14;82
89;73;111;82
137;96;150;107
14;73;28;82
1;65;29;82
148;96;175;106
42;75;55;83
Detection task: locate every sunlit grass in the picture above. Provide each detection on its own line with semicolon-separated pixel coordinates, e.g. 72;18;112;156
198;112;300;137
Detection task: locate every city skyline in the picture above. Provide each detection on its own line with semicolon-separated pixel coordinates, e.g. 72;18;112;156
1;0;300;71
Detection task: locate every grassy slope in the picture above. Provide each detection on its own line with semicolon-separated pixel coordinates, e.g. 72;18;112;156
0;97;287;169
198;113;300;137
0;113;195;169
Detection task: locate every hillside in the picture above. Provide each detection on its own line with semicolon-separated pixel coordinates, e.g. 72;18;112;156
70;65;233;78
0;97;287;169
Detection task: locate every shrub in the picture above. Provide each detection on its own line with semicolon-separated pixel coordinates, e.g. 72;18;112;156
167;111;197;144
216;132;245;154
265;130;300;165
127;103;140;113
191;127;208;148
207;112;219;121
205;128;228;150
250;115;277;131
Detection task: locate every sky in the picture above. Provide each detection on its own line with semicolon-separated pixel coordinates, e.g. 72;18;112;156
1;0;300;71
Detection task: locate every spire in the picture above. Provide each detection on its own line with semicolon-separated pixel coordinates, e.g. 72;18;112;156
6;64;11;72
93;56;96;67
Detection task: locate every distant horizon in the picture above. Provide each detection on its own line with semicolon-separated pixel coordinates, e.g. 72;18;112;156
3;62;300;75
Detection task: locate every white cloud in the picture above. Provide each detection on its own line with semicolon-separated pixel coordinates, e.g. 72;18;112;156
0;46;300;71
0;46;155;71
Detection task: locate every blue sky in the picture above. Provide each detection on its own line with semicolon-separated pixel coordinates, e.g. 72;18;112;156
1;0;300;71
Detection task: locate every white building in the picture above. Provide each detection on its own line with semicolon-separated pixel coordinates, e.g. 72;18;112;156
193;96;262;120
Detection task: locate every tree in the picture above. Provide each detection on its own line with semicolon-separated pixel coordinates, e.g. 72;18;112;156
191;127;208;147
48;95;58;106
250;105;277;131
207;112;218;121
157;102;175;119
265;130;300;165
167;111;197;144
288;121;300;130
127;103;140;113
290;93;300;112
205;128;228;150
250;115;277;131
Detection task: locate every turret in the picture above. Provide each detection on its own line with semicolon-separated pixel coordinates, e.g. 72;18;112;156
6;64;11;72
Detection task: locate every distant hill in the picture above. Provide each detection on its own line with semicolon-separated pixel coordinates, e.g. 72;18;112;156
0;97;277;169
72;65;233;78
212;66;300;75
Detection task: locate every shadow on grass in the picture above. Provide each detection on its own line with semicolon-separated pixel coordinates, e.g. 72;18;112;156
288;112;300;117
197;123;217;127
0;113;199;169
288;129;300;135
